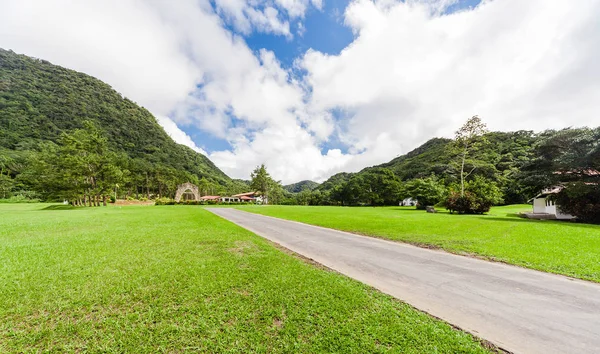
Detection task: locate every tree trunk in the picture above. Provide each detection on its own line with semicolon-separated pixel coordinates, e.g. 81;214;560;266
460;145;468;197
103;195;107;207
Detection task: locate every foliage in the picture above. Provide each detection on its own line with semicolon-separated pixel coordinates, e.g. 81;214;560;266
555;182;600;224
283;180;320;193
239;205;600;282
0;204;489;352
377;131;539;204
403;176;446;209
446;176;504;214
0;194;40;203
250;164;283;205
454;116;489;197
0;49;237;201
522;127;600;223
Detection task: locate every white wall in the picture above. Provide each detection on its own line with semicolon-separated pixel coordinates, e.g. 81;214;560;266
533;198;547;213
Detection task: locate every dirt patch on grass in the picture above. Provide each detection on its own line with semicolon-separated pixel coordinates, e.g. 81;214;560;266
228;240;260;256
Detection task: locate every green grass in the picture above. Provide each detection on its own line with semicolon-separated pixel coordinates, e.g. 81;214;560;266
237;204;600;282
0;203;490;353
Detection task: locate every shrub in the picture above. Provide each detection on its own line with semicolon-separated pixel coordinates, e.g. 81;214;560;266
155;197;175;205
446;176;503;214
0;194;41;203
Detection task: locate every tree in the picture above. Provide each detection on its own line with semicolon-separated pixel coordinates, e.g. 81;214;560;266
0;154;15;198
522;127;600;223
250;164;279;204
359;168;403;206
403;176;446;209
454;116;489;197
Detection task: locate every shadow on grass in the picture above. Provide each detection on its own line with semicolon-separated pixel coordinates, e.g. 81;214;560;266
41;205;78;211
389;207;451;214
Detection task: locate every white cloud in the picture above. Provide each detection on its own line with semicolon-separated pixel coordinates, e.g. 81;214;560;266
214;0;292;37
1;0;599;184
156;116;208;155
212;0;323;37
301;0;600;174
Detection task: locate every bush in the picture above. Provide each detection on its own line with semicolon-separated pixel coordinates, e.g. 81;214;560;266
446;176;503;214
0;194;41;203
155;197;175;205
555;182;600;224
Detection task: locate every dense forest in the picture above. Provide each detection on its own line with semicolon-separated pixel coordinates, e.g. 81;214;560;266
0;49;248;202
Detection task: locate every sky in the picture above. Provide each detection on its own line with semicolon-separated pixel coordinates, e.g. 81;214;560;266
1;0;599;184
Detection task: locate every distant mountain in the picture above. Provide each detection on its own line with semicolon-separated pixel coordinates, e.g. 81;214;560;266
0;49;232;196
284;180;320;193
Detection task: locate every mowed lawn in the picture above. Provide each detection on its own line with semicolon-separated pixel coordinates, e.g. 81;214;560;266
0;204;490;353
237;205;600;282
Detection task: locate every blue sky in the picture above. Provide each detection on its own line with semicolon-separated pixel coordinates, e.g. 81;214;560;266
188;0;483;155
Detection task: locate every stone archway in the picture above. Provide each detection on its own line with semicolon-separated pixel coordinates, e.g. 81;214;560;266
175;182;200;202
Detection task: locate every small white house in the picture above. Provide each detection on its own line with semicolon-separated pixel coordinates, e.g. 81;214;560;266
531;186;574;220
400;198;417;207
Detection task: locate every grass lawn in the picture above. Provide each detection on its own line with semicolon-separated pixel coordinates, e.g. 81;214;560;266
237;204;600;282
0;203;491;353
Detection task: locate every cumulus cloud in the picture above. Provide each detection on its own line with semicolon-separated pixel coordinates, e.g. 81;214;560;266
1;0;599;184
213;0;322;37
301;0;600;173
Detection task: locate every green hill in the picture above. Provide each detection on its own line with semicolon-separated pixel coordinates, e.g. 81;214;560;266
316;131;539;205
0;49;236;199
283;180;320;193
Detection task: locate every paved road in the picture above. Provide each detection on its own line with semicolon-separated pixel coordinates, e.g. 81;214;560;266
207;208;600;354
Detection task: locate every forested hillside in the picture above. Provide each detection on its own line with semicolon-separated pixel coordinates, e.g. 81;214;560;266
302;127;598;211
283;180;319;193
0;49;245;200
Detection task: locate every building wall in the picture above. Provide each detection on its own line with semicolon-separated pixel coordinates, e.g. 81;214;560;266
533;196;574;220
533;198;547;213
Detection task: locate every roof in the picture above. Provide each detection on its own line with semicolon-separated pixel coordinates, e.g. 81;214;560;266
233;192;258;197
199;195;221;200
240;196;255;200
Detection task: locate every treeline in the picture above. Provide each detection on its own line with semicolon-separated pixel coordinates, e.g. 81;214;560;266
280;124;599;222
0;122;247;204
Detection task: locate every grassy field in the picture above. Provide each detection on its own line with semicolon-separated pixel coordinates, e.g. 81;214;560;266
237;205;600;282
0;204;491;353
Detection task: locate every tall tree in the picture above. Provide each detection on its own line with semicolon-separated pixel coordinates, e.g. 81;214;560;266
522;127;600;223
250;164;279;204
454;116;489;196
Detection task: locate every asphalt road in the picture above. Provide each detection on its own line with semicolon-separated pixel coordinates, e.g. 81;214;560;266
207;208;600;354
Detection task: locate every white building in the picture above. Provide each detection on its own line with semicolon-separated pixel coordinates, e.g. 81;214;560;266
530;186;575;220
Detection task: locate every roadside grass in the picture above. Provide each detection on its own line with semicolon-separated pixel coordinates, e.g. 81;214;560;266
0;204;490;353
237;204;600;282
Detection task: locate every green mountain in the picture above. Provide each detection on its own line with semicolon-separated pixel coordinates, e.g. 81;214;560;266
316;131;539;204
283;180;320;193
0;49;235;198
377;131;537;182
